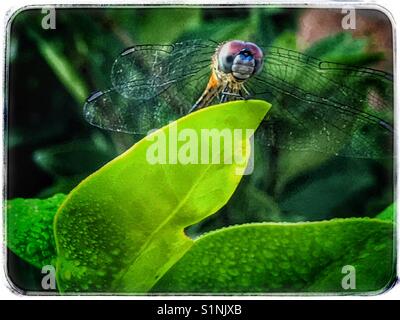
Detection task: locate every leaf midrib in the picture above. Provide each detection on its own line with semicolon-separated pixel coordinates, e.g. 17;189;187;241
114;162;216;288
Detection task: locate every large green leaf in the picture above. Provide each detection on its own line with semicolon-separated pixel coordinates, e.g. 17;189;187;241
154;218;395;293
54;100;271;293
6;194;66;269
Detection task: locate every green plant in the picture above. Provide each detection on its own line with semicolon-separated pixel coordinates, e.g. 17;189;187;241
6;101;395;294
7;7;395;294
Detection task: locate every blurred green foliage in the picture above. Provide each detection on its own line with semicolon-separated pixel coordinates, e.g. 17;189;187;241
8;7;393;236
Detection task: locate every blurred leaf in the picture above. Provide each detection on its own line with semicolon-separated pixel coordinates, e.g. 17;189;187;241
274;150;332;196
305;32;384;65
54;100;271;293
7;119;67;149
6;194;66;269
9;36;19;63
255;8;298;45
7;130;25;149
33;138;115;177
271;30;297;50
32;134;117;196
155;218;395;293
28;31;89;104
278;157;375;219
136;8;202;43
179;17;256;43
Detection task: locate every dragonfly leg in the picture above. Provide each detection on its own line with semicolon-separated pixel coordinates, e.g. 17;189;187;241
189;102;200;113
220;90;243;102
219;85;230;103
241;86;252;100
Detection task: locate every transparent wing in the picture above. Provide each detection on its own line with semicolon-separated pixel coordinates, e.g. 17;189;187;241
246;46;394;158
84;40;217;133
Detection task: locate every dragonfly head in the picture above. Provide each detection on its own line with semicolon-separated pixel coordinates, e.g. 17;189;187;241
217;40;264;81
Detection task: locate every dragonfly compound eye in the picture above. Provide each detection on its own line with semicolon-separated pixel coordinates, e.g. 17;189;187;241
244;43;264;75
218;54;234;73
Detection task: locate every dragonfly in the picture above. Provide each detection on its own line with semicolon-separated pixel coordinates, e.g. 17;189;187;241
84;39;394;158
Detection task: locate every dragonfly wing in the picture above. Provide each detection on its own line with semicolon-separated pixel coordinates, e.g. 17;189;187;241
246;46;393;158
84;88;173;134
84;40;217;133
